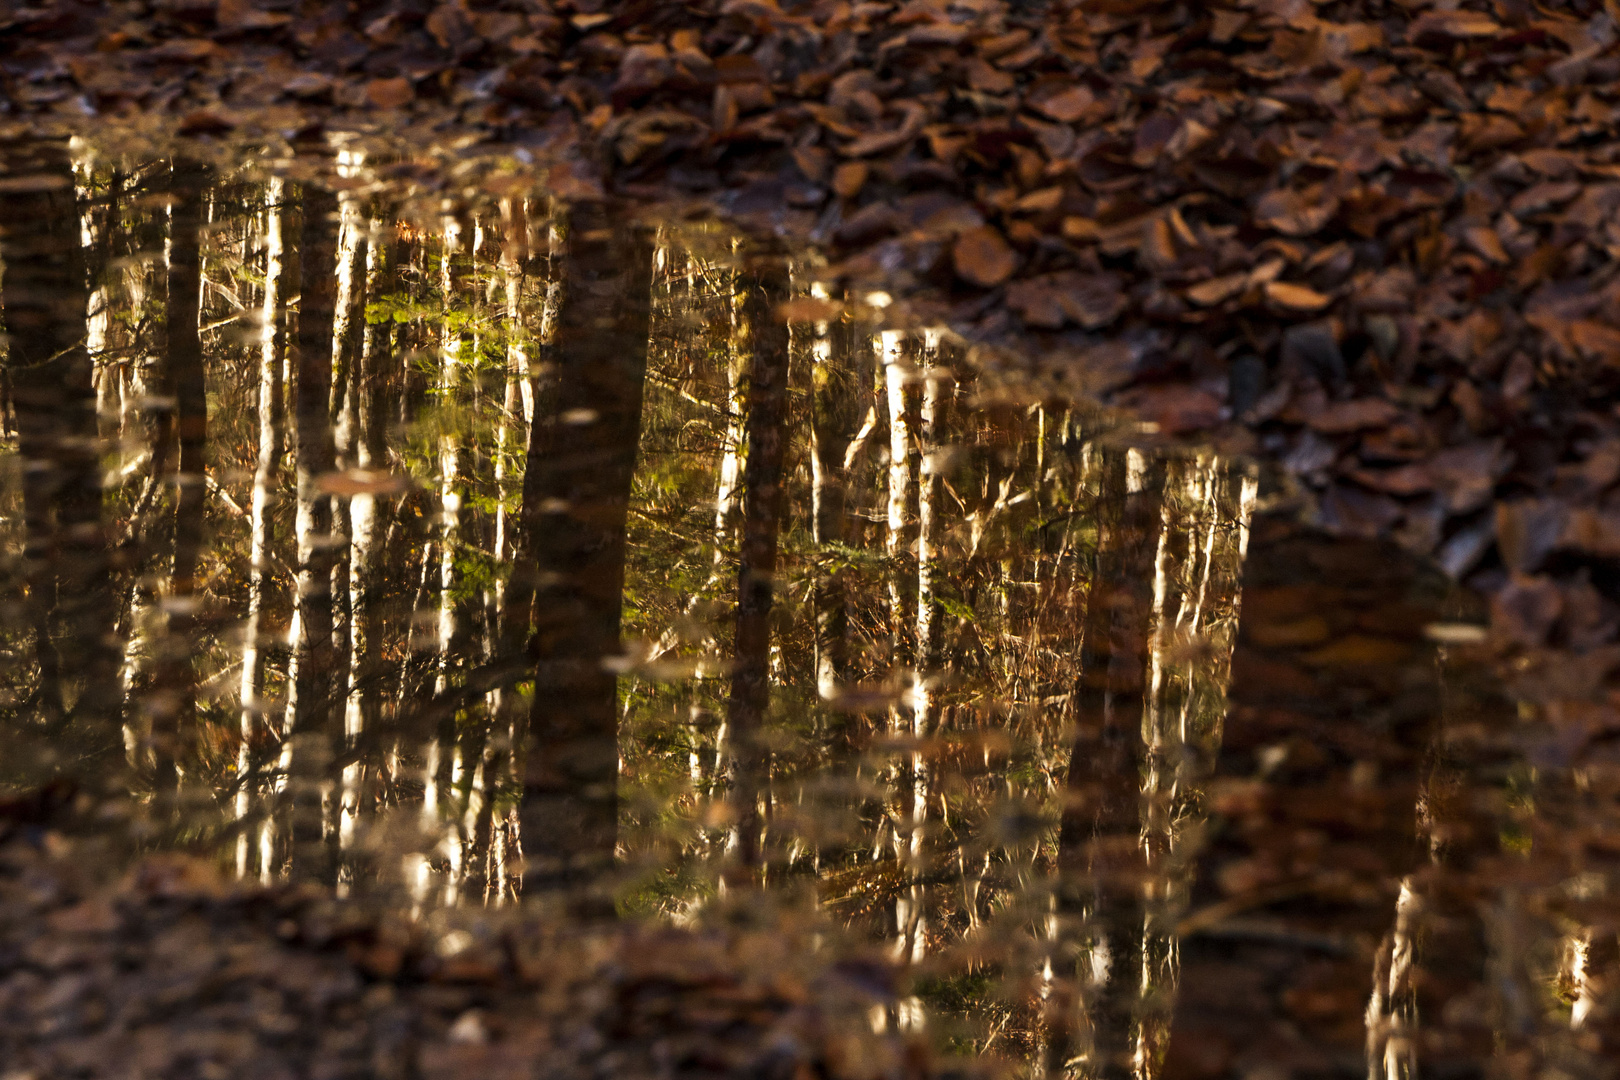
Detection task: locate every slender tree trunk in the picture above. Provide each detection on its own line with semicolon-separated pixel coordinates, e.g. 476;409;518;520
723;257;792;883
238;177;288;879
518;202;652;909
0;136;121;767
286;182;341;878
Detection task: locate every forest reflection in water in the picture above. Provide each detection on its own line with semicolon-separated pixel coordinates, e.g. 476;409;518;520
6;138;1586;1080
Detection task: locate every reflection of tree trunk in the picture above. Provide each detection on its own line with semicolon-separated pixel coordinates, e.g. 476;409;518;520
723;257;791;882
0;137;121;766
425;214;467;852
881;329;919;962
473;201;535;903
809;289;858;700
487;205;559;905
1051;450;1165;1080
905;334;947;975
327;168;368;813
713;247;747;574
239;178;288;880
286;182;341;878
152;158;210;793
338;213;392;878
518;202;651;907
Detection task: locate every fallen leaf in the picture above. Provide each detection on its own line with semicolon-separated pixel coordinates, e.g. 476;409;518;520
1409;9;1501;40
1028;85;1096;124
1306;398;1400;434
1187;272;1248;306
1264;281;1332;313
366;77;414;108
215;0;291;30
831;161;867;199
317;470;414;497
952;227;1017;288
1255;188;1339;237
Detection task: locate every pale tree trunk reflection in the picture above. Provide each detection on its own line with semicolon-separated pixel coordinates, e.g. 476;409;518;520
286;181;340;882
238;178;288;882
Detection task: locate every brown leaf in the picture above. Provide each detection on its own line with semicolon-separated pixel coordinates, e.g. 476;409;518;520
1186;273;1249;306
1306;398;1399;434
365;77;414;108
1006;277;1068;328
1012;186;1064;214
1264;281;1332;313
1508;181;1580;216
1028;85;1096;124
841;102;926;158
1569;320;1620;365
1255;187;1339;237
1461;225;1509;264
425;2;476;49
1409;9;1501;40
952;227;1018;287
965;57;1014;95
317;470;413;497
215;0;291;30
1006;272;1126;329
831;161;867;199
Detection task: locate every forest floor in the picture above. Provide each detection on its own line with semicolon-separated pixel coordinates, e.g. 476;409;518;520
8;1;1620;1076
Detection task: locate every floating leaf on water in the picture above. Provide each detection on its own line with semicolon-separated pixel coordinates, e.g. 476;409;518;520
316;469;413;496
1424;622;1489;645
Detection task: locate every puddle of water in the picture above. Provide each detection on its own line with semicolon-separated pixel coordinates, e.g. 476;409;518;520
0;137;1607;1079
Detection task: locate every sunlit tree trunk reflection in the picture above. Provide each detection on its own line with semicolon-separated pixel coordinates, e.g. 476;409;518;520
286;181;340;881
238;178;288;881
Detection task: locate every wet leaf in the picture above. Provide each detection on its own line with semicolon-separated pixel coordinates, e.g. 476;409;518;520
317;469;414;496
777;296;842;323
